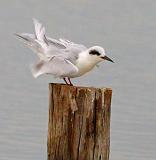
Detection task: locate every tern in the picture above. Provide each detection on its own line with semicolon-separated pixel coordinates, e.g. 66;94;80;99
15;19;114;85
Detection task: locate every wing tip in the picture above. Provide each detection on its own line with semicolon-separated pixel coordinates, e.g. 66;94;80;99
14;33;21;38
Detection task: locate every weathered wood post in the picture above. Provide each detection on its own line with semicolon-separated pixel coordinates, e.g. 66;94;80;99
48;83;112;160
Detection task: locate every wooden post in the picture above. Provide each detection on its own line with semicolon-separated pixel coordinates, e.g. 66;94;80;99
48;83;112;160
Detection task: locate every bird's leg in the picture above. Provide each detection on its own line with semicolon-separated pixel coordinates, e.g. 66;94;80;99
68;77;73;86
63;77;69;85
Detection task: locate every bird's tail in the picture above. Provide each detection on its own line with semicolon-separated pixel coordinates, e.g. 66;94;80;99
32;18;49;46
15;19;49;58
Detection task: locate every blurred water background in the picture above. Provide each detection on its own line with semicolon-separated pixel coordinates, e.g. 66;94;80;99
0;0;156;160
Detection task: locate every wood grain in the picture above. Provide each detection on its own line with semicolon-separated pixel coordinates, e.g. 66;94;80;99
48;83;112;160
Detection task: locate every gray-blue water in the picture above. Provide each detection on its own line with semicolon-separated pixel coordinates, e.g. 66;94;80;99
0;0;156;160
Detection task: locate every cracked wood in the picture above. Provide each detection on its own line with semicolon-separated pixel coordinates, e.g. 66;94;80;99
48;83;112;160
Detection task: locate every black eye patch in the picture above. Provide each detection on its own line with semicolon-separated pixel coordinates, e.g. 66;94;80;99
89;49;100;56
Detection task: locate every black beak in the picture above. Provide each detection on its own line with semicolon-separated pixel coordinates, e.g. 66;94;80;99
102;55;114;63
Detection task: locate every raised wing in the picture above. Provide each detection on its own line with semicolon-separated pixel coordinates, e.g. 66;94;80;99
47;37;66;49
16;19;87;64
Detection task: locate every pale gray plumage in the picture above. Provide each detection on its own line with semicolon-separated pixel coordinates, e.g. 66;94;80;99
15;19;114;85
15;19;87;78
31;57;78;78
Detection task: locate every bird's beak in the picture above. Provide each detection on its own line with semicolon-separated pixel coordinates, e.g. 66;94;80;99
102;55;114;63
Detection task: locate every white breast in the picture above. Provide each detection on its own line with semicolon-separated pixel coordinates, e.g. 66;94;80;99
72;51;98;77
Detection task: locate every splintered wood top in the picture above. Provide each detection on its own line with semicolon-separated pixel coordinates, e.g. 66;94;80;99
49;83;112;92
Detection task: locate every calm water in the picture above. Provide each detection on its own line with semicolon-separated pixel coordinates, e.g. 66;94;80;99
0;0;156;160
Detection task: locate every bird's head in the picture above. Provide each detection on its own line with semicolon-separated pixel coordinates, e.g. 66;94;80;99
88;46;114;63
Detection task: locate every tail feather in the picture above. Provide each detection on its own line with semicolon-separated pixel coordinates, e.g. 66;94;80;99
15;19;50;59
15;19;56;61
33;18;48;45
15;33;42;52
15;33;35;44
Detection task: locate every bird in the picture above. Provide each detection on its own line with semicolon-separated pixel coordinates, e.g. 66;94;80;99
15;19;114;85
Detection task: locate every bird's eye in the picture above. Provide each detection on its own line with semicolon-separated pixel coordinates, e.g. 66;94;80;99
89;50;100;56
